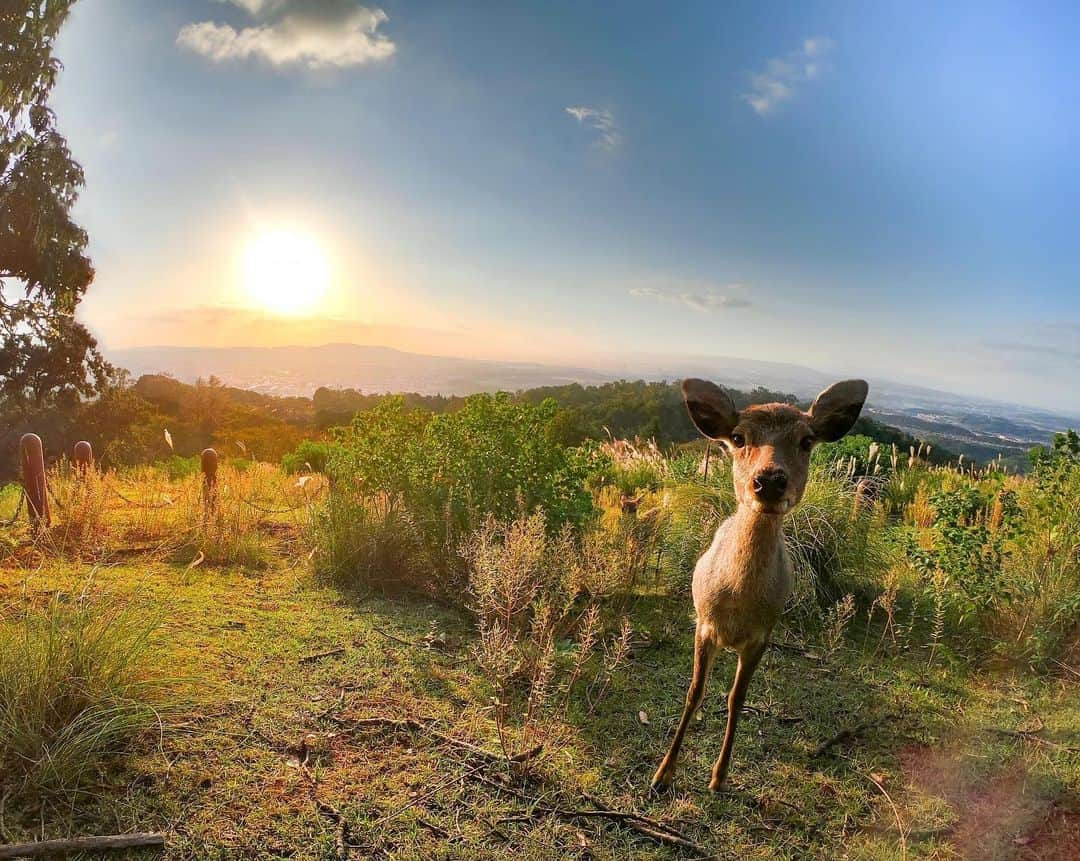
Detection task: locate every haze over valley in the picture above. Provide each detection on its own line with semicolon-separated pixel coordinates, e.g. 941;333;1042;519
109;342;1076;465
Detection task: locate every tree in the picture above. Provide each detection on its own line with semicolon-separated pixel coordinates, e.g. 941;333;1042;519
1;1;110;421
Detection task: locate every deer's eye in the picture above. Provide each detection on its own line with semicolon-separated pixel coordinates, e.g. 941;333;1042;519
800;435;816;452
730;432;746;449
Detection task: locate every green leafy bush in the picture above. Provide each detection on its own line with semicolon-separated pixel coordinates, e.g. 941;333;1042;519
321;394;596;596
282;439;332;475
907;486;1020;618
155;454;200;481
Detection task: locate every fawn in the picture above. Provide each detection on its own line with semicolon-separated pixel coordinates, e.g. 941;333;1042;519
651;377;868;792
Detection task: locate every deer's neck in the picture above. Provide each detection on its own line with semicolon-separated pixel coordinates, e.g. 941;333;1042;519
723;504;786;585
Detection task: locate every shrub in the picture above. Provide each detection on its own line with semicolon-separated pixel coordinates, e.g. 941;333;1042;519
783;465;895;611
39;462;111;558
282;439;332;475
906;485;1021;620
463;512;632;757
325;394;596;596
0;592;174;797
309;490;427;595
155;455;200;481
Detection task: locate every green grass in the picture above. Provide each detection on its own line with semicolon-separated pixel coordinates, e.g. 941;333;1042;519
1;555;1075;859
0;584;176;799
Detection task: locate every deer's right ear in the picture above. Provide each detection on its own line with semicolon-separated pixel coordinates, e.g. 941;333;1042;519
682;379;738;440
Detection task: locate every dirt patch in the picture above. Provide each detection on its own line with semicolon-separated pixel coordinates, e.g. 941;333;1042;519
1015;801;1080;861
900;744;1078;861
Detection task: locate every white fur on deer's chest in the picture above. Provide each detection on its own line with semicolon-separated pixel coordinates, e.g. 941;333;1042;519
691;517;794;650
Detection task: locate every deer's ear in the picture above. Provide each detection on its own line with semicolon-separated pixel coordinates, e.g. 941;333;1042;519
682;379;738;440
809;380;869;442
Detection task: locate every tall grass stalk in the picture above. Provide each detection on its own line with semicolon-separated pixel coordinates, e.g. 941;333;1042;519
0;588;175;797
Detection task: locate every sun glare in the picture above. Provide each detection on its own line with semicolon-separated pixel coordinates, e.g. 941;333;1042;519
243;229;329;315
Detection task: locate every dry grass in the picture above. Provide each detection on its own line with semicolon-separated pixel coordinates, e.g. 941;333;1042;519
1;461;324;570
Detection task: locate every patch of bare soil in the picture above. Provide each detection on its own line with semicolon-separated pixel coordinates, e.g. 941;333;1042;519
1014;801;1080;861
901;744;1078;861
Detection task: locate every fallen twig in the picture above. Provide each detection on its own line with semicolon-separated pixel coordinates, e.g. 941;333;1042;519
372;626;420;648
373;760;489;828
470;772;710;855
334;716;543;765
988;727;1080;753
299;646;346;664
0;833;164;858
299;750;349;860
811;714;894;758
1051;658;1080;680
769;640;813;657
315;799;349;861
372;626;456;656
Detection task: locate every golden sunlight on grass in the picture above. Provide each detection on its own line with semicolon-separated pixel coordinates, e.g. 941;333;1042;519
243;228;330;315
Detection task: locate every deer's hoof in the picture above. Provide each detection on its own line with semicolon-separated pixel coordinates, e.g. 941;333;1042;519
708;776;727;794
650;771;674;793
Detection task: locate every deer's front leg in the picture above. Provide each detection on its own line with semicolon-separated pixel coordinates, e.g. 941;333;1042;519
651;626;717;789
709;638;766;791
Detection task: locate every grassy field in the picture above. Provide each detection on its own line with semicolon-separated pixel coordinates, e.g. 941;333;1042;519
1;547;1077;857
1;432;1078;860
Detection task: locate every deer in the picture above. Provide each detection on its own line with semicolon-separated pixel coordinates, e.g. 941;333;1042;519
651;377;868;792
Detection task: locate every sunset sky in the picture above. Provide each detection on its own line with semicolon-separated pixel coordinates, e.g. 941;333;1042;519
53;1;1080;411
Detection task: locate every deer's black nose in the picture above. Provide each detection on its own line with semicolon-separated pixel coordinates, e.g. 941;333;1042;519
752;469;788;503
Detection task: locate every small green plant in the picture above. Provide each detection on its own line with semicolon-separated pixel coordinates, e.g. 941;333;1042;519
820;593;856;659
907;486;1021;620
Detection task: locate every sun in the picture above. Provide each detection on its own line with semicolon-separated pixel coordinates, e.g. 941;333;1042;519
243;229;329;315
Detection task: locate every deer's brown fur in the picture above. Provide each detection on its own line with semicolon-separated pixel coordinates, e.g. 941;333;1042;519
651;378;868;792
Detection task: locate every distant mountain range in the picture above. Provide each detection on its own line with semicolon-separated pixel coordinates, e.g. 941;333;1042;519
109;343;1079;464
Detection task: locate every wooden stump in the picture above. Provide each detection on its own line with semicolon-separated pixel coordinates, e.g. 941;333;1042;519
73;440;94;474
20;433;50;529
201;447;219;516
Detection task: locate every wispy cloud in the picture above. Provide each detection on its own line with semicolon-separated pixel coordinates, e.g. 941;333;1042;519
177;0;395;69
742;36;833;116
565;106;620;150
985;341;1080;364
629;284;752;312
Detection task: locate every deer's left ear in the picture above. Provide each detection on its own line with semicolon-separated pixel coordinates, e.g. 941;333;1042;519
808;380;869;442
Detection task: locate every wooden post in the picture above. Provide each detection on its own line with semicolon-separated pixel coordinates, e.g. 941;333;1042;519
201;447;218;516
73;440;93;475
20;433;50;529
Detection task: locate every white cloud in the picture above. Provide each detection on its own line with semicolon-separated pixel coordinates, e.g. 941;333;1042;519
629;284;752;312
566;106;620;150
177;1;395;69
743;36;834;116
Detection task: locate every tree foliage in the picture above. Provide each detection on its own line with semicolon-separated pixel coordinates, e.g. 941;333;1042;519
1;0;109;421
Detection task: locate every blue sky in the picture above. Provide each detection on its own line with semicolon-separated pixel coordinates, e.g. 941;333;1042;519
53;1;1080;410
